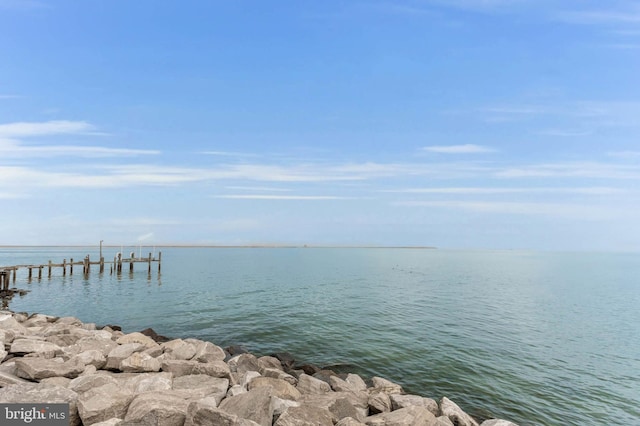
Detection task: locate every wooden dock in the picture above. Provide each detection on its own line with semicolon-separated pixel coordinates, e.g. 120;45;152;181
0;251;162;291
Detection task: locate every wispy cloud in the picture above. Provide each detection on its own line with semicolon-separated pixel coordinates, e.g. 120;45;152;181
496;162;640;179
607;150;640;159
225;186;292;192
384;186;625;195
0;94;22;99
0;120;94;137
556;7;640;25
214;195;354;200
422;144;495;154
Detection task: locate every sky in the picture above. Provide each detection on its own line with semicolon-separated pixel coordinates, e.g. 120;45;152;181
0;0;639;250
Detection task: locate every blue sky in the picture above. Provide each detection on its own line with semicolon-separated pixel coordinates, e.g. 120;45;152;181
1;0;639;250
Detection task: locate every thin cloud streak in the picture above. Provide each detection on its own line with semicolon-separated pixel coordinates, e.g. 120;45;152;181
384;186;625;195
214;195;354;200
0;120;94;137
422;144;495;154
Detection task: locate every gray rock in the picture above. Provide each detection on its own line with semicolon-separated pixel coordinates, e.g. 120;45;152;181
257;355;282;372
370;377;403;395
91;419;123;426
271;396;300;418
40;376;72;387
77;382;133;425
297;373;331;394
480;420;519;426
15;357;85;380
345;373;367;392
330;375;359;392
121;372;173;393
0;383;80;426
81;365;97;376
116;332;159;349
368;392;392;414
173;374;229;404
124;391;189;426
337;418;367;426
218;386;274;426
235;353;262;374
120;352;161;373
0;328;16;343
274;404;334;426
239;370;262;389
10;339;63;357
262;367;297;385
0;314;27;335
227;384;246;397
74;349;107;369
0;369;31;386
69;374;118;394
144;345;164;358
440;397;479;426
248;376;302;401
161;359;230;378
162;338;197;360
73;336;118;357
46;334;81;347
301;393;365;423
390;394;440;416
192;341;226;363
435;416;455;426
365;405;437;426
105;343;146;370
56;316;83;326
185;400;261;426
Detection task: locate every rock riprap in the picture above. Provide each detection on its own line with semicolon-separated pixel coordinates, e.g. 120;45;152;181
0;311;518;426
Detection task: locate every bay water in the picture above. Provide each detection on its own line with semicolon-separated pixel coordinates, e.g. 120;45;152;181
1;247;638;425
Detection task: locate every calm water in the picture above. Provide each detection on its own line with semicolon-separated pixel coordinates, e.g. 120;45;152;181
1;247;638;425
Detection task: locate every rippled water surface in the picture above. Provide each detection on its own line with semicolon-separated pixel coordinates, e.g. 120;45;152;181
2;247;639;425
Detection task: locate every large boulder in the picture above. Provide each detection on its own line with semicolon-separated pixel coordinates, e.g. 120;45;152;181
0;383;80;426
345;374;367;392
0;314;27;335
262;368;297;385
72;337;118;357
173;374;230;404
365;405;437;426
480;420;519;426
248;377;301;401
162;339;197;360
234;353;262;374
368;392;392;414
336;418;367;426
297;373;331;394
74;350;107;369
440;397;479;426
0;369;31;386
116;332;159;349
218;386;274;426
15;357;85;380
185;400;261;426
390;394;439;416
77;382;133;425
274;405;334;426
191;341;226;363
120;372;174;393
10;339;63;357
69;374;118;394
120;352;161;373
300;393;366;423
370;377;403;395
124;391;189;426
105;343;146;370
161;359;230;378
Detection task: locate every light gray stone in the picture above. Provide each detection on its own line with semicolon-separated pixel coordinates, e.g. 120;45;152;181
274;404;334;426
185;400;261;426
0;383;80;426
192;341;226;363
91;419;122;426
69;374;118;394
73;337;118;357
368;392;392;414
480;420;519;426
173;374;230;404
162;338;197;360
81;365;97;376
390;394;440;416
345;373;367;392
440;397;479;426
161;359;230;378
40;376;72;387
257;355;282;372
227;385;246;397
0;314;27;334
435;416;455;426
370;377;403;395
105;343;146;370
271;396;300;418
262;367;297;385
10;339;63;357
46;334;81;347
0;328;16;343
143;345;164;358
297;373;331;394
365;405;437;426
124;391;189;426
0;369;31;386
56;316;83;326
218;386;274;426
15;357;85;380
330;375;359;392
121;372;173;393
337;418;367;426
120;351;161;373
235;353;262;374
77;382;133;425
74;349;107;369
239;370;262;389
249;376;302;401
116;332;159;349
301;393;365;423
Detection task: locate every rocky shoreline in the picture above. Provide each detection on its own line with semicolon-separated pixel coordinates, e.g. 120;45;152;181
0;311;518;426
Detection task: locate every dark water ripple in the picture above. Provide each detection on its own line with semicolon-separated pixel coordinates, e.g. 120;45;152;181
3;247;639;425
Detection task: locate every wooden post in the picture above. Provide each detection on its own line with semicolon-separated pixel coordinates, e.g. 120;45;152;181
148;252;152;274
48;260;52;278
70;258;74;275
158;251;162;272
100;256;105;273
38;266;42;280
62;259;67;276
117;253;122;274
12;267;16;283
86;255;91;274
28;267;33;280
